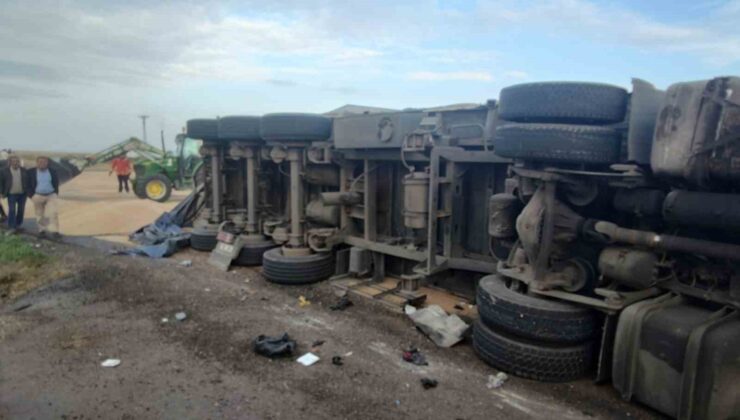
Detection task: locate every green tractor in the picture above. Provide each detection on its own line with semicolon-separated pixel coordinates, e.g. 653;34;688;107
132;134;203;202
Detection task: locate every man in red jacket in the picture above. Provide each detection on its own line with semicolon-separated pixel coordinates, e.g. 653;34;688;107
110;155;133;193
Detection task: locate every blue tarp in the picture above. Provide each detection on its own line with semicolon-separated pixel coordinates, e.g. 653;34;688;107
117;188;202;258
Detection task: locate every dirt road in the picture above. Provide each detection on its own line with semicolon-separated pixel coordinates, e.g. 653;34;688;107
7;169;188;244
0;238;661;420
0;170;661;419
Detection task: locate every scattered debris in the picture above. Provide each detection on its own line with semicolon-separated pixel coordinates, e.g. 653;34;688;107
128;208;195;258
12;303;32;312
402;347;428;366
329;295;353;311
253;333;296;358
404;305;417;315
487;372;509;389
394;400;401;407
298;296;311;307
161;317;169;323
101;358;121;368
420;378;438;389
311;340;325;348
179;260;192;267
175;312;187;322
112;229;188;258
406;304;469;348
332;356;343;366
296;352;320;366
204;288;211;292
344;351;353;357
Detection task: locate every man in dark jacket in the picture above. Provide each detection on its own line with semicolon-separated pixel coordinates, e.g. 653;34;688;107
27;156;60;238
0;155;30;233
0;175;6;224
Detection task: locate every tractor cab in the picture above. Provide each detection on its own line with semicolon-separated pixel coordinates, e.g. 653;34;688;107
175;134;202;187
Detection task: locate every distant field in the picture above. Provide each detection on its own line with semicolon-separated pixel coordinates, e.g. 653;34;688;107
12;150;90;160
3;151;130;173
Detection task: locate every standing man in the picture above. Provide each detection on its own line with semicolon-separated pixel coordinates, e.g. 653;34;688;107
110;155;132;193
27;156;60;238
0;171;6;225
0;155;29;234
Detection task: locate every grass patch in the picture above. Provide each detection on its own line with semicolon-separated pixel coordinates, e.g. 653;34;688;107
0;235;48;267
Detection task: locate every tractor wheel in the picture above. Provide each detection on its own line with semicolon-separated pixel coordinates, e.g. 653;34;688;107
133;180;147;199
262;248;334;285
142;174;173;203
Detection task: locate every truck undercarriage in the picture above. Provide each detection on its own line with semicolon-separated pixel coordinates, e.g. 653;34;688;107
182;76;740;419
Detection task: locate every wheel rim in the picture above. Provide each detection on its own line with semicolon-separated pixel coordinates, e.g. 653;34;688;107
146;180;166;200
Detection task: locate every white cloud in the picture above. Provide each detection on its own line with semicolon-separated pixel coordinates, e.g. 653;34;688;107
503;70;529;80
476;0;740;66
0;0;737;152
408;71;494;82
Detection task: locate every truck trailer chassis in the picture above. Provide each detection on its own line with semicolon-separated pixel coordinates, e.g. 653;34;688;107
183;76;740;420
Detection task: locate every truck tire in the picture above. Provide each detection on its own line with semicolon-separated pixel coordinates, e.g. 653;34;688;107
262;248;334;285
190;223;219;251
498;82;628;124
187;119;219;141
234;239;278;266
477;275;598;343
494;123;621;165
141;174;172;202
473;320;595;382
260;113;332;142
217;116;261;141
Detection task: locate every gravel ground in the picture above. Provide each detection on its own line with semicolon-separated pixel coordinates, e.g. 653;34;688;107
0;238;663;420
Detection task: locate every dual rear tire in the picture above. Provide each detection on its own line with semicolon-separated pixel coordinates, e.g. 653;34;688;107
262;248;334;285
494;82;628;165
473;274;599;382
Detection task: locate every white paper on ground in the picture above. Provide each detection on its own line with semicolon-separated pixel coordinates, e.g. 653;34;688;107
296;352;320;366
101;358;121;368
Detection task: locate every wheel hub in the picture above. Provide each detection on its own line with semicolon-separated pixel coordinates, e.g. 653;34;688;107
147;181;165;199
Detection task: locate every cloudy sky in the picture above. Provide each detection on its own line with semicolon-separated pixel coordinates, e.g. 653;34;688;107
1;0;738;152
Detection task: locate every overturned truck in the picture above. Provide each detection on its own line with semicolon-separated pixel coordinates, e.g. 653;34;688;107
184;76;740;419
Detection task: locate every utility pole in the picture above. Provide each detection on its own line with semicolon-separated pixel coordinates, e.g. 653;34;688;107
138;115;149;143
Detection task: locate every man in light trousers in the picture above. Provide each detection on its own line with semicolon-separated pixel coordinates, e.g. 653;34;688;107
27;156;60;238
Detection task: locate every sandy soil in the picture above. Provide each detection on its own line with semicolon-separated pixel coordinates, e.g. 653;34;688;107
4;169;189;244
